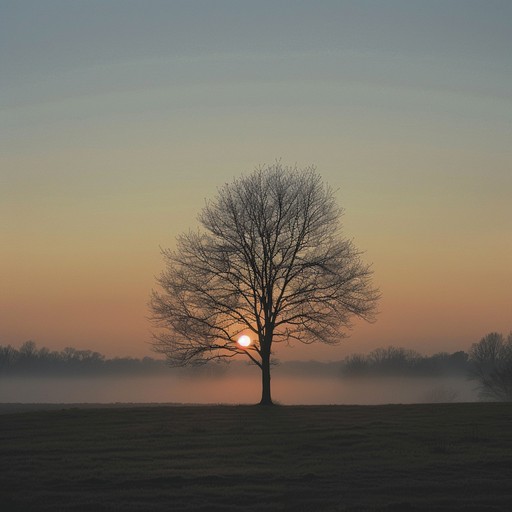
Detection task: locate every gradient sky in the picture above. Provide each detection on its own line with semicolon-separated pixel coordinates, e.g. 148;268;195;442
1;1;511;360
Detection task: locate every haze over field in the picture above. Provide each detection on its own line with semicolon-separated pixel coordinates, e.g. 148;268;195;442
1;2;511;367
0;342;480;405
0;374;478;406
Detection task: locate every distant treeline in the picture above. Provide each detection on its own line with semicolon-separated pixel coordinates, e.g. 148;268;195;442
1;340;470;378
275;347;469;377
339;346;469;377
0;341;168;376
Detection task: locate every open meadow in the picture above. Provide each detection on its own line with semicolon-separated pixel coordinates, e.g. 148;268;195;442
1;403;511;511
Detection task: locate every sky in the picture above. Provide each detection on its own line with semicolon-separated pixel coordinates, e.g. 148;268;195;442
1;0;511;360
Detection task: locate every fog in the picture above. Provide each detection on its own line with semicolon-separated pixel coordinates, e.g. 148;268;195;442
1;342;480;404
0;373;478;405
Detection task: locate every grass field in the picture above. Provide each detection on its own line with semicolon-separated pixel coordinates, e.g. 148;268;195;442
1;403;511;511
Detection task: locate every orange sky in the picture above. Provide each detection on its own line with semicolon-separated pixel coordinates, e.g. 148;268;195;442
1;2;511;360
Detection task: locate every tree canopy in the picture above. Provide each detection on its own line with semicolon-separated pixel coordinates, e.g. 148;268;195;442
469;332;512;401
150;163;379;404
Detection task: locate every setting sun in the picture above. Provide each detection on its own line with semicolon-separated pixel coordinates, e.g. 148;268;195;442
237;335;251;348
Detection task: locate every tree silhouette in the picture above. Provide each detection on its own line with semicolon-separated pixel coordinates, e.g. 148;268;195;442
469;332;512;401
149;163;379;404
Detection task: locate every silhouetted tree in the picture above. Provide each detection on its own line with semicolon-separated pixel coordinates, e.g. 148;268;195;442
469;332;512;401
150;163;379;404
0;345;17;370
342;353;369;375
19;340;37;359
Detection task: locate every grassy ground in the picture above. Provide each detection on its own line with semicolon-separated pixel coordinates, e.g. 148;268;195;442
0;403;511;511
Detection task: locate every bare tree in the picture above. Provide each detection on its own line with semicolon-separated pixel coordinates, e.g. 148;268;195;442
149;163;379;404
469;332;512;401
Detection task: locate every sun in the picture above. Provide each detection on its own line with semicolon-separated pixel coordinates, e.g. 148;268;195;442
237;334;251;348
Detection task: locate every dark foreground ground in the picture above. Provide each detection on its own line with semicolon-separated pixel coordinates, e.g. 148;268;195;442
1;403;511;511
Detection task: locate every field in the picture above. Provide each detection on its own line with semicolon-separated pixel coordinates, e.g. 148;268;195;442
1;403;511;511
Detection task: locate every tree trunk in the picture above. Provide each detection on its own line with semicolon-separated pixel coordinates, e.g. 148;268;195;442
259;350;273;405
